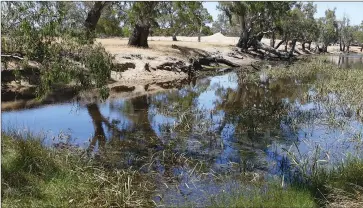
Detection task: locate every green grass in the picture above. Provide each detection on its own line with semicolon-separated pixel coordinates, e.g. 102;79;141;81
1;131;153;207
209;182;316;208
208;157;363;208
265;56;363;106
309;157;363;207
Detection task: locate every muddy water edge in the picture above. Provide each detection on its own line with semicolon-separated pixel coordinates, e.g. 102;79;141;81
2;55;363;206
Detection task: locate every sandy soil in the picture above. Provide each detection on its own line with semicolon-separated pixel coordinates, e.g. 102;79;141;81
95;33;258;86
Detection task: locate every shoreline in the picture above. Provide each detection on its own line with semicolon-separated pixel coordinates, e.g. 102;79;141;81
2;35;362;111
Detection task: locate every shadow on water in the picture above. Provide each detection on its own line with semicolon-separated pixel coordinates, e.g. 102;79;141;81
3;65;363;206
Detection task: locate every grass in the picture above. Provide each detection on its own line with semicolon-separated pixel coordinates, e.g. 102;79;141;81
1;131;154;208
207;157;363;208
309;157;363;207
265;56;363;106
209;182;316;208
4;124;363;208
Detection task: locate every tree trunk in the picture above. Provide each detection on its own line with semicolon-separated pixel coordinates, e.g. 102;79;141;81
84;1;108;43
339;37;343;51
128;23;150;48
347;45;350;53
275;39;285;49
270;32;275;48
236;15;249;51
308;41;312;50
289;39;297;57
172;27;183;41
361;46;362;52
342;44;345;52
172;34;177;41
322;44;328;53
198;25;202;42
285;39;288;52
302;42;306;51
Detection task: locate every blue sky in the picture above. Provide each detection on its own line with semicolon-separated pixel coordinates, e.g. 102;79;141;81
203;2;363;26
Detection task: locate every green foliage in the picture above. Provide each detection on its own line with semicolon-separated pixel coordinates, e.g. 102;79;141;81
126;2;158;26
122;27;132;37
1;2;114;99
318;9;339;49
218;2;294;49
353;29;363;45
155;2;212;37
96;17;123;37
211;13;240;36
201;25;213;36
95;2;127;37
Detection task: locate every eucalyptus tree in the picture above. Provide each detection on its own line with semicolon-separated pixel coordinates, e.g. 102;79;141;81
84;1;110;42
353;24;363;52
95;2;128;37
318;8;339;52
263;2;295;48
277;3;320;55
300;2;320;50
281;6;306;55
338;15;355;52
218;1;293;57
186;2;213;42
212;13;234;35
127;1;158;47
156;2;212;41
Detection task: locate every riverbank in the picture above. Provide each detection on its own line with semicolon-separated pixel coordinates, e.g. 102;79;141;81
2;34;362;111
2;35;258;111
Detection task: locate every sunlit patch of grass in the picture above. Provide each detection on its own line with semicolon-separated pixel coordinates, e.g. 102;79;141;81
1;131;154;207
209;181;316;208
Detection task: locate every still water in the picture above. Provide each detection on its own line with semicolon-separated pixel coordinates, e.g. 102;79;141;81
328;54;363;69
2;55;363;206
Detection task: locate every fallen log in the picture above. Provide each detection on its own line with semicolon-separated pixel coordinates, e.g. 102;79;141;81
193;57;240;67
252;41;292;60
1;54;24;61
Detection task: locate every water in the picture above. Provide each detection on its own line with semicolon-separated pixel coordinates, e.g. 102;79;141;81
2;60;363;206
328;54;363;69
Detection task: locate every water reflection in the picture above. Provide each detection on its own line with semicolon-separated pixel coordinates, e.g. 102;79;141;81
3;69;363;206
328;54;363;69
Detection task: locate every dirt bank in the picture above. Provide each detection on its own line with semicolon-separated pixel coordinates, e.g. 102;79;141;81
96;34;258;85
